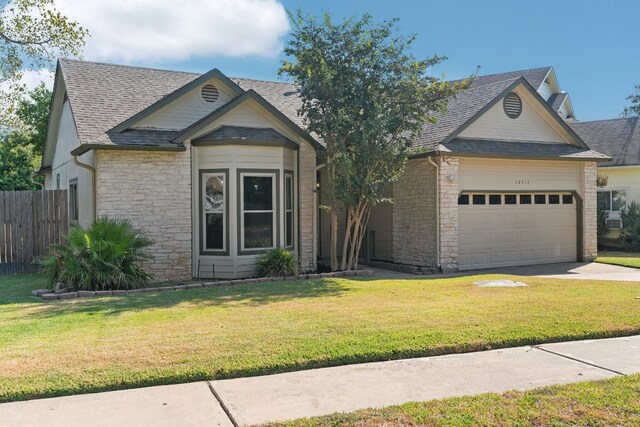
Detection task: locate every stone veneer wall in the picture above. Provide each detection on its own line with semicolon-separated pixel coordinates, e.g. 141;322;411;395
298;141;317;272
438;157;459;272
582;161;598;261
95;146;192;281
392;157;438;267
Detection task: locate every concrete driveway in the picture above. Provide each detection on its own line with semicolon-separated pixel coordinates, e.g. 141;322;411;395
479;261;640;282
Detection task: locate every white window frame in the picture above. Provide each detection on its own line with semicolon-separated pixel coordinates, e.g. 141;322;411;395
598;189;627;219
240;171;277;253
201;171;227;254
284;173;294;248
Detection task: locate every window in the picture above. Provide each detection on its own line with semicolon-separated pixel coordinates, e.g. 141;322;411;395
202;171;226;253
458;194;469;205
69;179;78;223
489;194;502;205
534;194;546;204
285;174;294;248
241;172;277;251
548;194;560;204
505;194;517;205
562;194;574;204
56;174;60;190
472;194;486;205
598;190;626;212
520;194;532;204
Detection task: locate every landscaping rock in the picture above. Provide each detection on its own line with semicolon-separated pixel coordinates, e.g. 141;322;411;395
186;283;203;289
128;289;145;294
95;290;113;296
77;291;96;297
42;293;59;300
243;279;258;284
32;289;51;297
111;290;128;296
201;282;218;288
256;277;272;283
58;292;78;299
54;287;73;295
53;282;66;292
143;287;160;292
307;274;321;280
156;286;173;292
173;285;188;291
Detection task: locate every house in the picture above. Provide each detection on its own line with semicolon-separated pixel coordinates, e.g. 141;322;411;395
571;117;640;239
39;60;608;280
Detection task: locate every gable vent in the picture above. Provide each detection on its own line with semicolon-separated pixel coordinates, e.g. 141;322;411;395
201;84;219;103
503;92;522;119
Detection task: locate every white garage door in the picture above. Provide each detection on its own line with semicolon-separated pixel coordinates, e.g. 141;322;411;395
459;193;577;270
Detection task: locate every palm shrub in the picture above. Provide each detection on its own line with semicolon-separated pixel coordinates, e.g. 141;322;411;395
39;217;153;290
255;247;299;277
620;202;640;251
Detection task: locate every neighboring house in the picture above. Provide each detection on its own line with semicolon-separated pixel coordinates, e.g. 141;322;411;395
39;60;608;280
570;117;640;238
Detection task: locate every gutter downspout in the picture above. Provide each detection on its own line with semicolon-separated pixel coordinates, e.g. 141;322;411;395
312;163;326;270
427;156;441;272
73;154;96;220
30;175;44;190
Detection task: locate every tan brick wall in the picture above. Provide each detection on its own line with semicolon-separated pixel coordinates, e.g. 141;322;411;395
392;157;438;266
298;141;317;272
96;147;192;281
582;161;598;261
439;157;459;272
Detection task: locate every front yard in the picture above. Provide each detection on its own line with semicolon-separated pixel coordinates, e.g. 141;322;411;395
597;251;640;268
273;373;640;426
2;273;640;402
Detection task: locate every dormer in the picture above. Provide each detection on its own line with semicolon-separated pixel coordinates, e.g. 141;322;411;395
538;68;576;122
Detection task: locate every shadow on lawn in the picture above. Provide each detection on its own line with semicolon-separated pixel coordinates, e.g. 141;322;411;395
20;278;350;318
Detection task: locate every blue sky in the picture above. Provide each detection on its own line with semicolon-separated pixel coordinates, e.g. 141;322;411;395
53;0;640;121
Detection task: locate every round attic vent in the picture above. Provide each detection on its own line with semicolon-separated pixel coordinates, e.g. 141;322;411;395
201;84;219;103
503;92;522;119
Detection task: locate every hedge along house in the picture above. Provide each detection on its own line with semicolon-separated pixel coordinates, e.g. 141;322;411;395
40;60;608;280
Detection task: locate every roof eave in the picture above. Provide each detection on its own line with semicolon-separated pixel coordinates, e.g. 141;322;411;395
70;143;186;156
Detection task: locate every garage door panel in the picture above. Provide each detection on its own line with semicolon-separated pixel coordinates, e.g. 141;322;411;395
459;192;577;270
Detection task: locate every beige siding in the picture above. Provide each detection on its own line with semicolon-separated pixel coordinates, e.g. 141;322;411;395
96;147;192;281
45;101;95;225
134;78;234;130
596;166;636;239
459;158;581;192
458;85;571;144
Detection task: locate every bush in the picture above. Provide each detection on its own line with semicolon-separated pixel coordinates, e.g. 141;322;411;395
255;248;299;277
597;197;608;246
620;202;640;251
39;217;153;290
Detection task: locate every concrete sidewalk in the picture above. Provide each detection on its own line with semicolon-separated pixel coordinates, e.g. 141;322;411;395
2;335;639;426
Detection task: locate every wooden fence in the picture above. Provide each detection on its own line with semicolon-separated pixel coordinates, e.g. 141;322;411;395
0;190;68;274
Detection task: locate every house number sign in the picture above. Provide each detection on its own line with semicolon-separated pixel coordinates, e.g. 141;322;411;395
515;179;530;185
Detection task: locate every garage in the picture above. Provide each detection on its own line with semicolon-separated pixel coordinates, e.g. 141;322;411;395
458;192;578;270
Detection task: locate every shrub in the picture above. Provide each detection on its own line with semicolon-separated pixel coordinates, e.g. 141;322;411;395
255;248;299;277
620;202;640;251
39;217;153;290
597;197;608;246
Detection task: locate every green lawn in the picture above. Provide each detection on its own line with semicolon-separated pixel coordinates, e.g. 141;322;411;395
596;251;640;268
272;374;640;426
1;273;640;403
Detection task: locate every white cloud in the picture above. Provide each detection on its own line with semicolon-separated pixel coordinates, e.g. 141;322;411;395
19;69;55;91
55;0;290;63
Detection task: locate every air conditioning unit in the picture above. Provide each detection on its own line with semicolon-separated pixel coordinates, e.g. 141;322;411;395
606;219;622;229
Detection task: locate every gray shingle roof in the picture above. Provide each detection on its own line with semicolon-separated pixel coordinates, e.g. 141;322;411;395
570;117;640;166
193;125;293;144
104;129;181;147
438;138;610;161
548;92;567;112
58;60;578;157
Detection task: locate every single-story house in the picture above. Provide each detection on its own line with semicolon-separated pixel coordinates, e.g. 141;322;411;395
39;60;609;280
571;117;640;238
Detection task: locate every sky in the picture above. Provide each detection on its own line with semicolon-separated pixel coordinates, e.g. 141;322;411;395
20;0;640;121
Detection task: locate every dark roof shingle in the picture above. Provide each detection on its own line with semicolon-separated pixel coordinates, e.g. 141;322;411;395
570;117;640;166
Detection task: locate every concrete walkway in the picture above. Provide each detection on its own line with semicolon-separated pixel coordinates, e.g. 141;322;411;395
1;335;639;426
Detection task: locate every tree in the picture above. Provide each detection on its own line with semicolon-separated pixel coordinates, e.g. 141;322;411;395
0;0;86;120
280;11;468;270
0;82;52;190
622;84;640;118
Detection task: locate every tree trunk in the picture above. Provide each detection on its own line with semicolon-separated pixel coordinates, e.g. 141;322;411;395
329;164;339;271
352;206;372;270
340;206;354;271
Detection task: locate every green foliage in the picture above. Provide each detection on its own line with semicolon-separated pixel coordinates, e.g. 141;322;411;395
0;83;51;190
619;202;640;251
280;10;469;269
596;195;608;246
39;217;154;290
0;130;39;190
622;84;640;118
255;247;299;277
0;0;86;120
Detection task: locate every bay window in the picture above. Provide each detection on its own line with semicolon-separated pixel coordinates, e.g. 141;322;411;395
201;170;227;254
241;171;277;252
